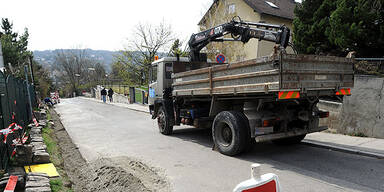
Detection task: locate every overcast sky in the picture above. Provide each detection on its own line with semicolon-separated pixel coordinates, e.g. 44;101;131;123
1;0;301;51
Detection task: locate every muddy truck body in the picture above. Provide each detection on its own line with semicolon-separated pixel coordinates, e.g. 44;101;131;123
148;18;354;156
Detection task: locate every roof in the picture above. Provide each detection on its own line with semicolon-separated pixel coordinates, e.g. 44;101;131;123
243;0;296;20
199;0;296;25
151;57;190;65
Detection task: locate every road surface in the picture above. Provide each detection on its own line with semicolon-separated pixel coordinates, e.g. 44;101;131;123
55;97;384;192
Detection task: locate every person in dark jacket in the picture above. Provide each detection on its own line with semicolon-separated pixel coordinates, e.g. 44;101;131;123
101;88;107;103
108;88;114;102
44;97;54;106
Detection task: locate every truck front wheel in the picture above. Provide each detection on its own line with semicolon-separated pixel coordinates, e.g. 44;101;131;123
212;111;251;156
157;107;173;135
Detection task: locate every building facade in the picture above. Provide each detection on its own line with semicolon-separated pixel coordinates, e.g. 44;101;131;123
198;0;297;62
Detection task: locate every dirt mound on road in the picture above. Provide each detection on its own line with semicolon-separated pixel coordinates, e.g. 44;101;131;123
50;109;170;192
82;157;169;192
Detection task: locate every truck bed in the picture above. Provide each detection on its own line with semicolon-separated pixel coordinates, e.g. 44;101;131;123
172;54;354;97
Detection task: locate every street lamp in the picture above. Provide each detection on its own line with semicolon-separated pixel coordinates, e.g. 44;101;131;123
87;68;96;89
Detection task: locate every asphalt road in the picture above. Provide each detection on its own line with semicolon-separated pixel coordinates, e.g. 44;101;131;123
55;97;384;192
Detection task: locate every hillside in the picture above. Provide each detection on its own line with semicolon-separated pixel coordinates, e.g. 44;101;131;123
33;49;120;72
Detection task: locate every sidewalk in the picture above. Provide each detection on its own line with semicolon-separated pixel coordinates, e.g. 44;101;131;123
303;132;384;159
80;96;383;159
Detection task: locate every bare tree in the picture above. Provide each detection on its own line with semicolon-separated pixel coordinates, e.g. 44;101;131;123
113;21;175;85
54;49;105;95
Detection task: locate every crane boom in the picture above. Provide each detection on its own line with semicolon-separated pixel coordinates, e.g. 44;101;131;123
188;17;290;62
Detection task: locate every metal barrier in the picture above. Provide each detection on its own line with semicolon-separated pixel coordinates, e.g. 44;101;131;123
134;88;148;104
0;71;37;171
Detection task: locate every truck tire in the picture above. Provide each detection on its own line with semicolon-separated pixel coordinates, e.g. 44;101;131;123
272;134;306;145
212;111;251;156
157;107;173;135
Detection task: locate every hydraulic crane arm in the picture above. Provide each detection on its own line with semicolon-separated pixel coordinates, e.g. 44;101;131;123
188;17;290;62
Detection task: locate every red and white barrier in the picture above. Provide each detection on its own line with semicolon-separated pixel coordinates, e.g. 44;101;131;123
0;123;23;144
4;175;18;192
33;117;39;127
233;163;281;192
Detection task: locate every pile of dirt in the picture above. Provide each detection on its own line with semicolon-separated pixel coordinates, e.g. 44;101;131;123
82;157;169;192
49;109;170;192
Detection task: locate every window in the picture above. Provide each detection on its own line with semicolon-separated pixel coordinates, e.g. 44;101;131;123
165;63;173;79
150;65;157;83
265;1;279;9
228;4;235;14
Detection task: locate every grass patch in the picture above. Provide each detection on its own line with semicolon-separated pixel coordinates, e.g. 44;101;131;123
135;90;143;103
50;179;63;192
42;110;73;192
348;132;367;137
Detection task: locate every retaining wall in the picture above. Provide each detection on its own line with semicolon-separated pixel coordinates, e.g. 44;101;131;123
319;75;384;139
94;87;130;104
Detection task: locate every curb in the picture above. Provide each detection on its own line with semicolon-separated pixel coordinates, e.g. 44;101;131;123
302;139;384;159
121;106;149;114
105;102;150;114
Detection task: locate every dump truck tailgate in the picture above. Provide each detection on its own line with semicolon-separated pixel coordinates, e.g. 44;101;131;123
280;54;354;91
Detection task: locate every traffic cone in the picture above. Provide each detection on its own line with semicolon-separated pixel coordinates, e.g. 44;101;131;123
233;163;281;192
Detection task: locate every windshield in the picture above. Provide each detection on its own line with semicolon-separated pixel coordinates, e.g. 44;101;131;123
150;65;157;83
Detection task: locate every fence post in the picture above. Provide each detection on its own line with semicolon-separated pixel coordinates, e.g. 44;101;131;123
0;41;4;71
129;87;135;104
141;90;145;104
24;65;33;117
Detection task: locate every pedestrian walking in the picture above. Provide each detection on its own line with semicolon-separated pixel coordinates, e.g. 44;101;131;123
101;88;107;103
108;88;114;102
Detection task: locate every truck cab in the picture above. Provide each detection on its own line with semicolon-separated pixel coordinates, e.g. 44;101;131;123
149;57;189;116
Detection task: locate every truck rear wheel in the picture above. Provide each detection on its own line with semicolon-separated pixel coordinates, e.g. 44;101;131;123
272;134;306;145
212;111;251;156
157;107;173;135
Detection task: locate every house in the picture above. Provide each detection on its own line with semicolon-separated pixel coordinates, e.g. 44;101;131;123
198;0;297;62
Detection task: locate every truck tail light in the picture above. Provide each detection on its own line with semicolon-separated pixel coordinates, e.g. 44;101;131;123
263;120;271;127
263;119;279;127
336;88;351;96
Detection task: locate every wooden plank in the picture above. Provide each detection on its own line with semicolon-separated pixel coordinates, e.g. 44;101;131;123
211;56;274;73
209;68;213;95
282;70;354;75
172;56;274;78
212;69;279;82
4;175;18;192
283;54;354;63
173;78;209;86
173;82;279;96
212;82;279;92
172;70;279;86
172;67;209;78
